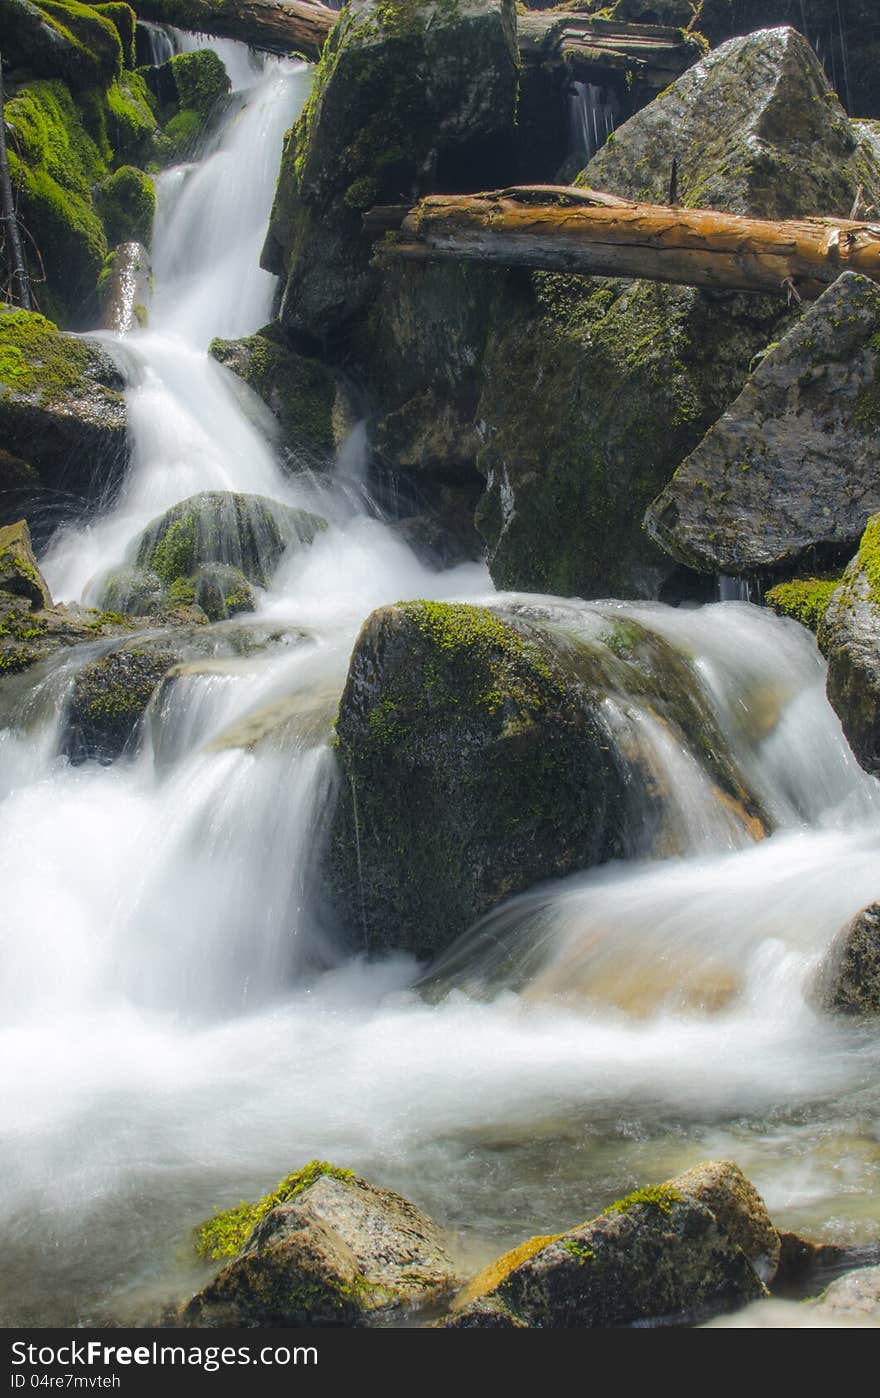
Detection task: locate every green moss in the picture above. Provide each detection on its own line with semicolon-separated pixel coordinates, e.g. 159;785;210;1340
153;108;203;164
31;1;123;85
169;49;231;117
603;1184;683;1218
208;331;337;455
765;576;841;633
0;306;104;403
103;72;158;163
194;1161;356;1261
92;3;137;68
858;515;880;602
96;165;155;245
561;1239;595;1262
854;381;880;431
166;576;197;608
148;514;197;584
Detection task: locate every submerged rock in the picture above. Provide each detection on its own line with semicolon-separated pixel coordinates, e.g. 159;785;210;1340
183;1161;457;1327
209;328;338;463
645;274;880;577
818;517;880;774
263;0;519;339
0;308;127;534
476;26;876;601
812;902;880;1016
97;492;328;619
449;1161;775;1328
809;1264;880;1322
327;600;628;960
62;643;180;765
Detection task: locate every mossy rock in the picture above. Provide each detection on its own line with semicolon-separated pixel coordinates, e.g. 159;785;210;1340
765;577;841;634
0;306;127;536
327;600;631;959
183;1162;456;1327
168;48;230;117
209;328;337;463
95;165;155;246
0;519;52;609
449;1161;776;1327
263;0;519;338
131;491;328;593
0;0;123;91
818;516;880;774
812;902;880;1016
61;642;180;763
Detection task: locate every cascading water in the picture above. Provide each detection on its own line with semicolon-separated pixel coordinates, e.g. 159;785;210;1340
2;34;880;1330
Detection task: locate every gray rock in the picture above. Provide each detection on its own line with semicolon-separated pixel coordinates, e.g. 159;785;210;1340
0;519;52;610
209;327;338;464
585;27;880;218
263;0;519;339
810;1264;880;1322
0;307;127;535
812;902;880;1016
61;644;181;765
100;242;152;334
183;1162;457;1327
645;274;880;576
449;1160;773;1328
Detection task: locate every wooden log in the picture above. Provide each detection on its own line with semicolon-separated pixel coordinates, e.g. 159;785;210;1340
367;185;880;301
133;0;337;62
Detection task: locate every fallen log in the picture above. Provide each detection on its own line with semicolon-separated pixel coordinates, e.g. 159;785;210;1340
366;186;880;300
133;2;700;90
133;0;337;62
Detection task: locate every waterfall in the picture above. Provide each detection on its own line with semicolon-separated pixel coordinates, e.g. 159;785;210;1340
3;34;880;1330
569;81;618;166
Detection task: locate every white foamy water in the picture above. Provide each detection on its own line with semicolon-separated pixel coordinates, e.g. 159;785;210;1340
2;35;880;1330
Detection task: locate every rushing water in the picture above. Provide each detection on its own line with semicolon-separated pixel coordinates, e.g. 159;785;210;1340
2;36;880;1330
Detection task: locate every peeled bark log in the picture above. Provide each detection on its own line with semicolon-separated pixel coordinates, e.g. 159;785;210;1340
134;0;336;62
368;186;880;300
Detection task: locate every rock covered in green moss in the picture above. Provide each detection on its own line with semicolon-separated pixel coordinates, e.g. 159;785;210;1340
0;519;52;610
61;642;179;763
476;21;874;600
209;327;338;462
646;274;880;577
818;516;880;774
128;491;327;601
585;27;880;218
812;902;880;1016
327;600;629;959
0;0;125;90
99;240;152;332
146;48;231;164
95;165;155;246
765;577;841;635
263;0;519;338
449;1161;776;1328
0;306;127;531
183;1161;457;1327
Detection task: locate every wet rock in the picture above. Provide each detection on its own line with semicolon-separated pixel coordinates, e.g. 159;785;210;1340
209;327;338;464
183;1161;457;1327
263;0;519;339
645;274;880;577
771;1231;880;1296
0;308;127;536
809;1264;880;1322
818;517;880;774
0;593;191;680
449;1161;774;1328
0;0;126;91
0;520;52;610
95;167;155;248
326;600;629;959
106;491;328;617
99;241;152;334
764;577;841;635
812;902;880;1016
62;643;180;764
476;26;874;600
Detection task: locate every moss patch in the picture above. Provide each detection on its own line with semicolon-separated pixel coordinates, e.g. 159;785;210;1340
95;164;155;245
0;306;105;403
603;1184;683;1218
194;1162;356;1261
765;576;841;633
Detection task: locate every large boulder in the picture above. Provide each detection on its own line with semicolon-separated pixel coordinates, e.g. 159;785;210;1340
183;1161;457;1326
262;0;519;340
208;328;339;465
475;26;878;600
449;1161;776;1328
0;309;127;536
326;600;629;960
812;902;880;1016
0;0;126;91
645;274;880;577
818;517;880;773
61;642;180;764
